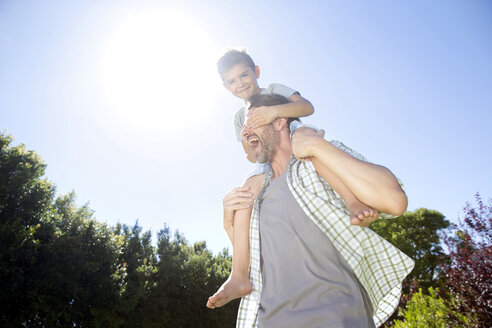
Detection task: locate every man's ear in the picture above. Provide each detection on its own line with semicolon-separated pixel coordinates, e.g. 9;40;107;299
255;65;260;78
273;117;288;131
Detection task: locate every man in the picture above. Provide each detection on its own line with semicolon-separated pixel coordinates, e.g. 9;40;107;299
225;94;414;327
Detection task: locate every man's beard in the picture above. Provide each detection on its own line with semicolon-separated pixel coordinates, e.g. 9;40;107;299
255;127;276;163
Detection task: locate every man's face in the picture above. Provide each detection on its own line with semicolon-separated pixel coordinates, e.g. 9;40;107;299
241;117;277;163
222;63;261;101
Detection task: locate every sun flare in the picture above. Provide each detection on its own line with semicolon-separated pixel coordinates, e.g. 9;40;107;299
100;10;219;135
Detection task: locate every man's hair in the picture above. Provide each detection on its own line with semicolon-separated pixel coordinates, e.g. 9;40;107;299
217;49;256;78
248;94;300;129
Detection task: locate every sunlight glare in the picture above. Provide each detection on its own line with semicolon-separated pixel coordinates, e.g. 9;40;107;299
100;10;219;136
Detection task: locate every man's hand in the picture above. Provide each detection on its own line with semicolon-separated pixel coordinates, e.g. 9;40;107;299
292;128;325;161
245;106;278;128
222;186;254;240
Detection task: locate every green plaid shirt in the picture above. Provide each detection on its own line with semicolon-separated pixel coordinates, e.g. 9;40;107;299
236;140;414;328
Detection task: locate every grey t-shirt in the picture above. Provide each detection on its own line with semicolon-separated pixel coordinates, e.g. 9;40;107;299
258;173;375;328
233;83;298;141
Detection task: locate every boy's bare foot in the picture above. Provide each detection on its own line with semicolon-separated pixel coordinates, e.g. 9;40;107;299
348;202;378;227
206;275;252;309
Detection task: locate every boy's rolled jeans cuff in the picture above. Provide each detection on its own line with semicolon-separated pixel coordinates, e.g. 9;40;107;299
289;121;320;141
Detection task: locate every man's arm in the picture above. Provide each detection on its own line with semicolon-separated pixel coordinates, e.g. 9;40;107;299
292;129;407;216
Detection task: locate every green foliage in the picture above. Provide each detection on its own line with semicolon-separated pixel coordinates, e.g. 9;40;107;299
393;288;469;328
0;133;237;327
114;221;157;327
371;208;450;292
140;227;237;328
0;134;56;325
33;193;123;327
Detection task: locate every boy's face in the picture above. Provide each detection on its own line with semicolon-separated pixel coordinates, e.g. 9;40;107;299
222;63;261;101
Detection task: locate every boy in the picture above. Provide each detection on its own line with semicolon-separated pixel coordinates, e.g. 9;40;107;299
206;49;378;309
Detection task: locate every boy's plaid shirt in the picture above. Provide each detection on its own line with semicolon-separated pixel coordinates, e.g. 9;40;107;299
236;141;415;328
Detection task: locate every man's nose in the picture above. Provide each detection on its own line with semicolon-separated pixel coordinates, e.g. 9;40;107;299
240;124;252;139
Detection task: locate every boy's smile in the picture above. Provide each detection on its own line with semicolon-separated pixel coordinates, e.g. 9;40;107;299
222;64;261;101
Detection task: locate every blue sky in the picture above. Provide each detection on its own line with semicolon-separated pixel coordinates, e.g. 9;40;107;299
1;0;491;254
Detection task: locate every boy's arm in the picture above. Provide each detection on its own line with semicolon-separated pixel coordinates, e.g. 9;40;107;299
222;186;254;243
247;93;314;128
292;129;408;216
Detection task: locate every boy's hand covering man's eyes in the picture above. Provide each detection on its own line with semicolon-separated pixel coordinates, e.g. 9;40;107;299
245;106;278;128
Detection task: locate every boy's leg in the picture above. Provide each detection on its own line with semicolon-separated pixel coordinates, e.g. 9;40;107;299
312;157;378;227
207;174;264;309
290;121;378;227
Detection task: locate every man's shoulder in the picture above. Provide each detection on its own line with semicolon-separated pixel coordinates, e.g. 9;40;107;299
287;140;367;180
328;140;367;161
287;156;317;176
289;140;365;165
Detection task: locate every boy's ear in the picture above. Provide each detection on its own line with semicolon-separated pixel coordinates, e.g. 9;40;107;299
255;65;260;78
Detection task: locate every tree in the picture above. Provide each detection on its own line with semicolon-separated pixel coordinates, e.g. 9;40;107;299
0;134;123;327
114;221;157;327
371;208;450;292
0;133;239;327
29;193;123;327
392;287;469;328
0;134;55;326
141;226;238;327
441;194;491;327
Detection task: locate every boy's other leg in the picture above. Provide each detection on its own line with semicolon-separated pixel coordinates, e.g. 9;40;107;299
291;125;377;226
312;158;378;227
207;174;264;309
206;206;252;308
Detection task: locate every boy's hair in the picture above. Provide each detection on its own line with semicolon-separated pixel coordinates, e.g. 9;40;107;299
217;49;256;78
247;94;300;129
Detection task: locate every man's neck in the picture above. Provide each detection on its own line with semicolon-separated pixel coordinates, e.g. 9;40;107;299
270;131;293;180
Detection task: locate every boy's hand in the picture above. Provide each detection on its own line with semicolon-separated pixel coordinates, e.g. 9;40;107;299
222;186;254;229
223;186;253;212
246;106;278;128
292;128;325;161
